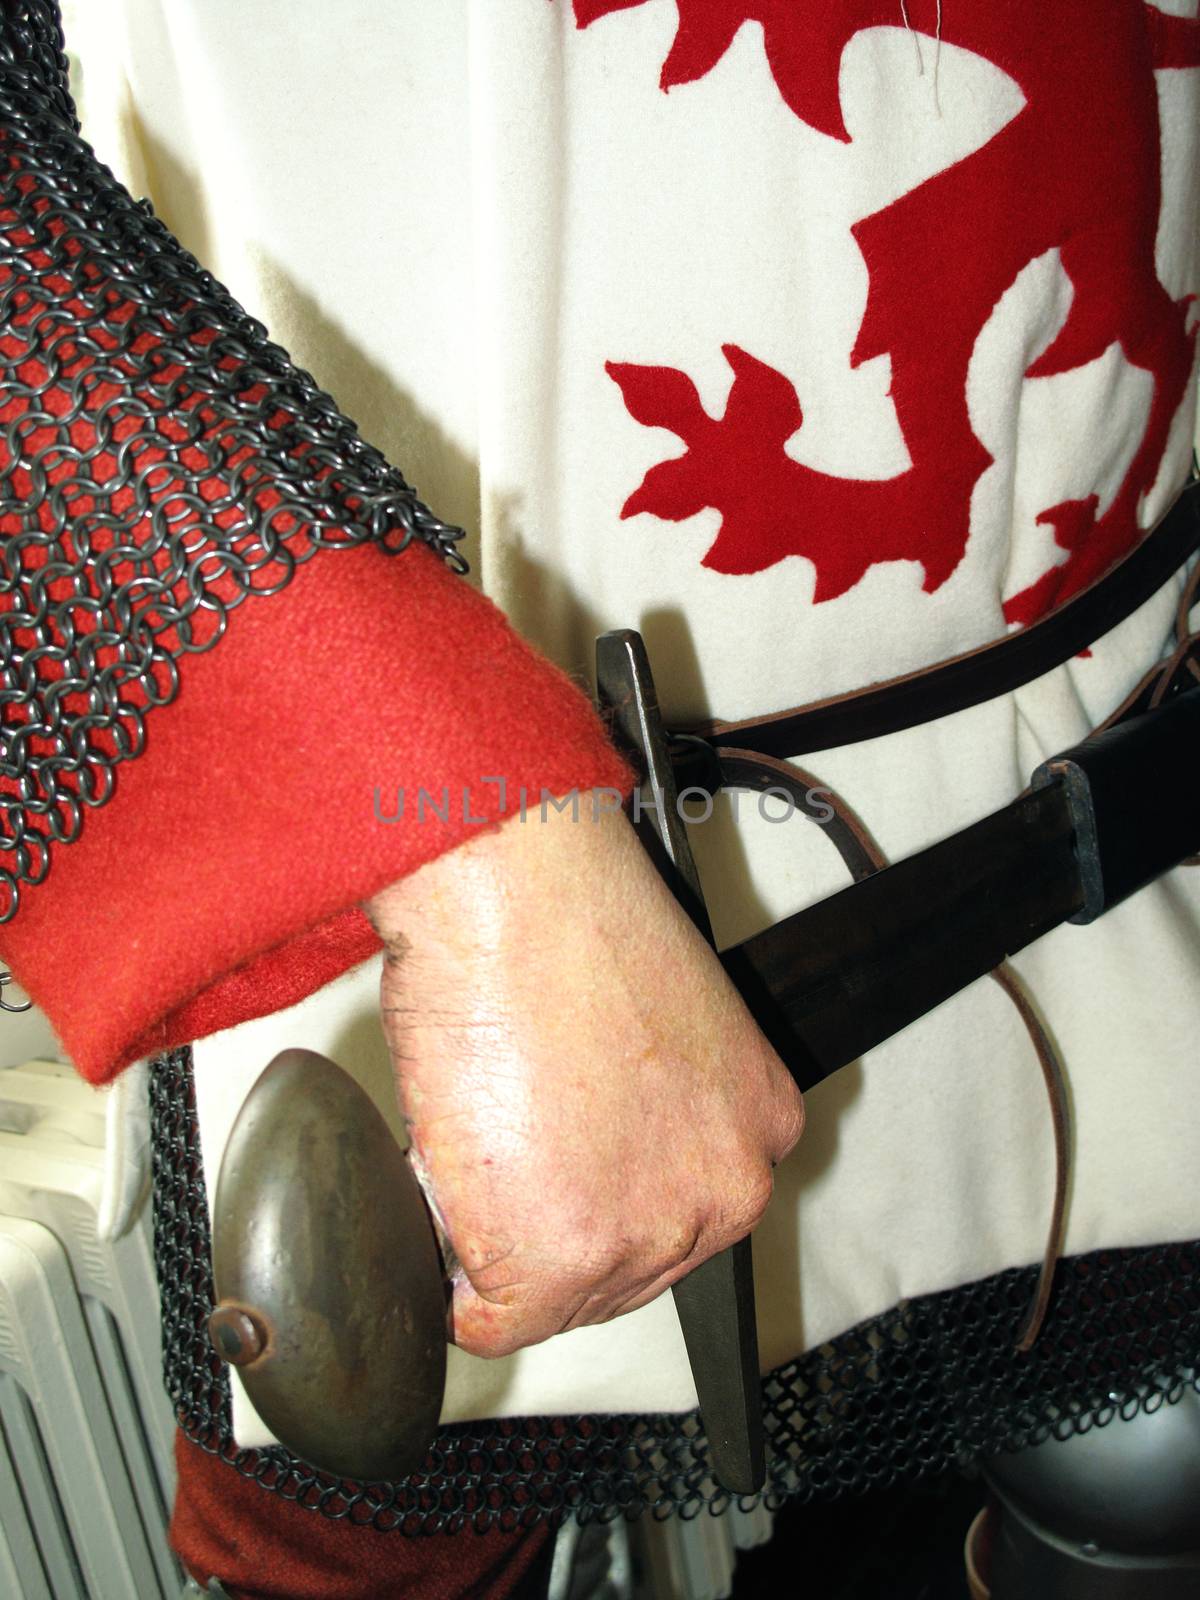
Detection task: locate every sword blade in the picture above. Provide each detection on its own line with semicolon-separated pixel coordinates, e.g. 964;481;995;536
728;783;1085;1088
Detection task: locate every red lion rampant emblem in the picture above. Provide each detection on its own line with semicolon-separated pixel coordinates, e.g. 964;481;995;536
575;0;1199;622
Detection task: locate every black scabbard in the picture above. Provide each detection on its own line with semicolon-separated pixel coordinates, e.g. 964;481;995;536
728;685;1200;1088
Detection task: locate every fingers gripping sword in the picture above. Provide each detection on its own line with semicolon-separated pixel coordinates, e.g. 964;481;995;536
207;637;1200;1493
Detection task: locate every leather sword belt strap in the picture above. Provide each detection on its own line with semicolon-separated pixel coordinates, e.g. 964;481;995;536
669;477;1200;786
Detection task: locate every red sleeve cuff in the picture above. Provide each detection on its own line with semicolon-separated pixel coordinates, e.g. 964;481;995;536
1;540;631;1083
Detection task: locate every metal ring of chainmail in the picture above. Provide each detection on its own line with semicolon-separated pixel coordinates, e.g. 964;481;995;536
0;0;466;923
151;1046;1200;1533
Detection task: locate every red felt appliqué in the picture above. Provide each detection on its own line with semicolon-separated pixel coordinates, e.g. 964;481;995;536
579;0;1199;624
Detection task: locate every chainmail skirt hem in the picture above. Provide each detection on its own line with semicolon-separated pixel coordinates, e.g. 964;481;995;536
150;1046;1200;1533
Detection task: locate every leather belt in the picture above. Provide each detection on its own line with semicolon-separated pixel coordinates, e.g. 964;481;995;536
672;478;1200;780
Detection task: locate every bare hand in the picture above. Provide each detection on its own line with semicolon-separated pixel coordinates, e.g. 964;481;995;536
364;805;803;1359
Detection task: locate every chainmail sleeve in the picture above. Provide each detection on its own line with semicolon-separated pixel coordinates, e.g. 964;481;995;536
0;0;630;1082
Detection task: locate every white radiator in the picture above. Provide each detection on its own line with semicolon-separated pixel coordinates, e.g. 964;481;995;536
0;1057;183;1598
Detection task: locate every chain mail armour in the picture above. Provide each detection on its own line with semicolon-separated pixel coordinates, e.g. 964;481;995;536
0;0;464;926
3;0;1197;1536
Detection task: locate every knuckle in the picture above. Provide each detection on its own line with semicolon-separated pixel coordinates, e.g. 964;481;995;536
741;1163;775;1228
454;1324;522;1360
715;1157;774;1238
583;1233;628;1281
450;1289;528;1359
773;1086;806;1159
689;1147;776;1249
560;1216;630;1280
661;1219;704;1268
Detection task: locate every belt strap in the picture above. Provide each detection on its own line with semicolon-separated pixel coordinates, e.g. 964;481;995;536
681;479;1200;764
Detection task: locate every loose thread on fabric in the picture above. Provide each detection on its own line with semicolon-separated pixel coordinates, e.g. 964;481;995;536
899;0;924;72
933;0;944;116
900;0;944;115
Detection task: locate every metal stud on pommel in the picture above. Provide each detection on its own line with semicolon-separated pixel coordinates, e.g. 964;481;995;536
207;1303;269;1367
209;1048;448;1481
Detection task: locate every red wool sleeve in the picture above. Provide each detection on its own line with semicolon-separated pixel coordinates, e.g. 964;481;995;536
1;539;631;1084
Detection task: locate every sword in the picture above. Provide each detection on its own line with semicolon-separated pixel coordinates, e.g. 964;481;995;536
208;645;1200;1490
594;629;766;1496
